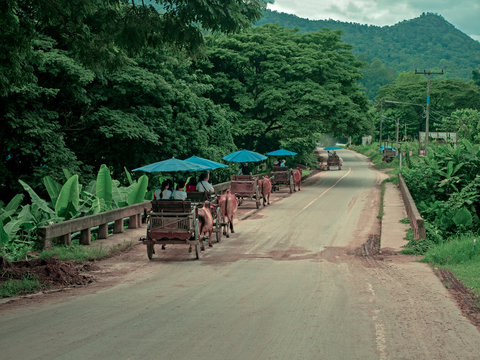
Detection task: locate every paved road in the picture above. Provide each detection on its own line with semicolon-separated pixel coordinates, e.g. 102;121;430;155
1;151;479;359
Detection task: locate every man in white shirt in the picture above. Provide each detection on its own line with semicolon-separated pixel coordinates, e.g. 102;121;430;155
196;173;214;193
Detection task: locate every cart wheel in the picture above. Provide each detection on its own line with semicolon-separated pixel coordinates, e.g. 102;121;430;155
194;218;199;260
215;207;222;242
147;243;154;260
256;201;260;209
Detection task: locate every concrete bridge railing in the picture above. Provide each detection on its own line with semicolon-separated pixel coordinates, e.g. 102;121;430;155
398;174;426;240
37;181;232;249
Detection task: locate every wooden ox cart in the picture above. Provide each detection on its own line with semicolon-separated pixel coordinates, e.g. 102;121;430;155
327;156;342;170
143;200;201;260
270;166;294;193
230;175;260;209
382;148;396;163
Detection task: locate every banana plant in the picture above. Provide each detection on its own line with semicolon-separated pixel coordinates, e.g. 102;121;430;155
55;175;80;219
43;175;62;206
0;194;24;223
96;164;113;209
127;175;149;205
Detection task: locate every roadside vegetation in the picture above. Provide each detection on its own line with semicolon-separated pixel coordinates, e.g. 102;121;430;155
353;129;480;302
0;274;43;298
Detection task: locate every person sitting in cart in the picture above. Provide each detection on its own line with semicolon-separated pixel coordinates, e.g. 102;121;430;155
332;151;339;159
173;180;187;200
160;180;173;200
279;159;286;167
239;162;252;175
327;151;332;157
196;173;215;193
186;177;197;192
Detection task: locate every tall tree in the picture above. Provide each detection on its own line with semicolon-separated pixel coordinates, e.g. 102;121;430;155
198;25;371;153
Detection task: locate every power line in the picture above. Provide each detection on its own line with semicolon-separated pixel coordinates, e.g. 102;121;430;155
415;69;444;154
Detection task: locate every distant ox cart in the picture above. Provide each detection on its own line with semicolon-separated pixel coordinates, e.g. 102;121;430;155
270;166;294;193
230;175;261;209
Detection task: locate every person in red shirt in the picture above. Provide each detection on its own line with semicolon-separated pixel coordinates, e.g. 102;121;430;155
186;177;197;192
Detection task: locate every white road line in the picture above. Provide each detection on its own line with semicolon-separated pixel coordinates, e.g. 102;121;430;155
298;168;352;214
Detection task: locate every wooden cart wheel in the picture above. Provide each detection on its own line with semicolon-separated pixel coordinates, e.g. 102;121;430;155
147;242;154;260
194;218;199;260
215;207;222;243
289;175;294;193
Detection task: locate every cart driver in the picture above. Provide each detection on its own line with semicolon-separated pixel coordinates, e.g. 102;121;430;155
196;173;215;193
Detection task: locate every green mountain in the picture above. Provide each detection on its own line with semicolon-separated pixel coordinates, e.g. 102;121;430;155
256;11;480;97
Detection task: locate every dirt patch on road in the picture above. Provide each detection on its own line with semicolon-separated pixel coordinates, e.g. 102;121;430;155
435;268;480;330
0;257;94;288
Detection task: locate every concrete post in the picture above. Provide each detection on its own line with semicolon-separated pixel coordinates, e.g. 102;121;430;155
114;219;124;234
129;215;138;229
80;228;91;245
98;223;108;239
63;233;72;246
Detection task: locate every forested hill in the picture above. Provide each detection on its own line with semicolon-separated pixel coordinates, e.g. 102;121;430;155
256;11;480;82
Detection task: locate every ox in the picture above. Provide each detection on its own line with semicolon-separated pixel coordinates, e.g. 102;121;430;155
218;189;238;238
292;168;302;191
196;201;214;251
258;176;272;206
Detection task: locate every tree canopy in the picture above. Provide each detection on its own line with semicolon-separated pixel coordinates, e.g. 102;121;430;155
198;25;371;155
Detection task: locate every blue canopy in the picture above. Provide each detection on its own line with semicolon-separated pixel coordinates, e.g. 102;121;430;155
377;146;396;151
222;150;267;163
266;149;297;156
185;156;228;170
324;146;342;151
132;158;210;173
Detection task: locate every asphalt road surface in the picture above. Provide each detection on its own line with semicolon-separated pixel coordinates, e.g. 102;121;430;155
1;151;479;360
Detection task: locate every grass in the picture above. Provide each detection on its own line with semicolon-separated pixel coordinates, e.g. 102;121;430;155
400;217;410;224
39;241;135;262
422;234;480;302
0;274;43;297
302;169;313;178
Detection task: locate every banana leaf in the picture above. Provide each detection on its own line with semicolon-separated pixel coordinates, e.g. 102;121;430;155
5;194;24;212
43;176;62;205
124;166;134;185
55;175;80;219
0;222;9;245
96;164;113;207
127;175;149;205
19;180;55;215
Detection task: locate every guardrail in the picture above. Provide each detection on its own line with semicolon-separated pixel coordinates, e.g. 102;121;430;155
37;182;232;249
38;201;152;249
398;174;426;239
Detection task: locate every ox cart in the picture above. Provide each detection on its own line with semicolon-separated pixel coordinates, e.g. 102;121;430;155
327;156;342;170
382;148;396;163
270;166;294;193
230;175;260;209
143;200;201;260
186;192;223;243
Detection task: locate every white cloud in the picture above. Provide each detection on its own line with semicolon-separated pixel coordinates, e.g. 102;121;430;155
267;0;479;36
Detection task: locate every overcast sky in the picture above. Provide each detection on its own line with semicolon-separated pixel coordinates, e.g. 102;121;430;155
268;0;480;41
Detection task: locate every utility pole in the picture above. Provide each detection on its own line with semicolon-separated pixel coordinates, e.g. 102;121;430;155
379;100;383;147
415;69;444;154
395;118;399;149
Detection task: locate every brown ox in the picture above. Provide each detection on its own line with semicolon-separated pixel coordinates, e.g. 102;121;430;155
218;189;238;238
197;201;214;251
292;168;302;191
258;176;272;206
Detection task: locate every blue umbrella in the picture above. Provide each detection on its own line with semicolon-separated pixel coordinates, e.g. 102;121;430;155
324;146;342;151
132;158;210;173
266;149;298;156
223;149;267;163
185;156;228;170
377;146;395;151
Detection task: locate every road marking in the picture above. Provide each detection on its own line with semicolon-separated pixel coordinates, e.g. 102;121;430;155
298;168;352;213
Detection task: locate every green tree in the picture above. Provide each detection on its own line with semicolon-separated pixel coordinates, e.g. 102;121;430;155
199;25;371;153
440;109;480;143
